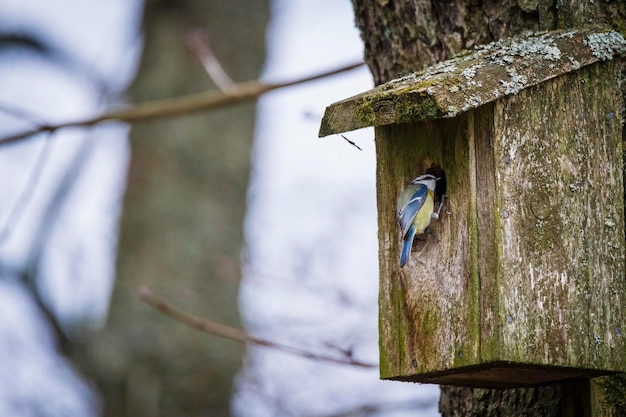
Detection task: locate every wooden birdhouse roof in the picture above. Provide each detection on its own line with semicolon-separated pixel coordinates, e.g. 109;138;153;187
319;27;626;137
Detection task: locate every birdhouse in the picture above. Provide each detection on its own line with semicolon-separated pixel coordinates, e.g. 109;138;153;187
320;28;626;388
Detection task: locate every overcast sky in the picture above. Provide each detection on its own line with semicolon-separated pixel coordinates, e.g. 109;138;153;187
237;1;439;416
0;0;440;416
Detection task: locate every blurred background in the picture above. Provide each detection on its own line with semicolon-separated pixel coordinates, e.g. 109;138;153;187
0;0;439;416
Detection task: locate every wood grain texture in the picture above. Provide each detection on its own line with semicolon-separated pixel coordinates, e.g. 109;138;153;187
348;0;626;412
487;61;626;370
377;115;480;380
377;60;625;387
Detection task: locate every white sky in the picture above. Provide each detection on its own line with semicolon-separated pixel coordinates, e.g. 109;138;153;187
237;0;440;416
0;0;441;415
0;1;141;415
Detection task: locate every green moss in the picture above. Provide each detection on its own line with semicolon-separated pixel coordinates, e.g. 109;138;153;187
402;78;441;91
452;341;473;367
354;78;445;128
420;308;441;350
598;374;626;408
354;95;380;126
393;280;409;372
395;95;442;122
379;269;410;378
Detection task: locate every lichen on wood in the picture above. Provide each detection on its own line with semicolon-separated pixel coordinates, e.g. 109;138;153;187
375;47;626;388
319;27;626;137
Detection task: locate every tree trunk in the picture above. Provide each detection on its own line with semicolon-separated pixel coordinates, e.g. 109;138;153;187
350;0;626;415
352;0;624;85
70;1;268;416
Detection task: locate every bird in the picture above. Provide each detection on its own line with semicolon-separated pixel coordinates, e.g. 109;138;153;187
396;174;439;268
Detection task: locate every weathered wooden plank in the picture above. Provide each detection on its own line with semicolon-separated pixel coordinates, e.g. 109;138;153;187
319;28;626;137
487;60;626;370
376;115;480;380
377;59;625;387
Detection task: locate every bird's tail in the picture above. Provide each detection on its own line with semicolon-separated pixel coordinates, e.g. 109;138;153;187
400;226;416;268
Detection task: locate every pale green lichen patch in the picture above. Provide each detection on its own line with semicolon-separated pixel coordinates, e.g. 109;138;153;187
508;36;561;60
461;64;484;80
585;31;626;61
501;67;529;95
462;95;483;112
568;56;581;70
480;32;563;63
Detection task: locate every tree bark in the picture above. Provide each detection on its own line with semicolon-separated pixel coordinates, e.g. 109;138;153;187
70;1;268;416
352;0;625;86
350;0;626;415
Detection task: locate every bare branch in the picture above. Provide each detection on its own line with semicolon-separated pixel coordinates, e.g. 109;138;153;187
185;29;234;90
0;62;365;147
137;286;377;369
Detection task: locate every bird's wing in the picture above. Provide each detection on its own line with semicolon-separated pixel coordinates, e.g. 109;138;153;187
396;183;427;238
400;224;417;267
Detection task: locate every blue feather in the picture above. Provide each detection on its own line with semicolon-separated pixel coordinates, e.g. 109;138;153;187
400;225;417;268
397;174;438;267
397;183;427;236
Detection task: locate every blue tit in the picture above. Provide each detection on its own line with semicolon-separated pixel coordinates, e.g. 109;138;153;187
396;174;438;268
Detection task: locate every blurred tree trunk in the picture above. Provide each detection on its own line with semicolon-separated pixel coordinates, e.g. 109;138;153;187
350;0;625;415
71;1;268;416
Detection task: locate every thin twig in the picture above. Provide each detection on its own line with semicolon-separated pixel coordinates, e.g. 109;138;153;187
185;29;234;90
340;134;363;151
0;62;365;147
137;286;376;369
